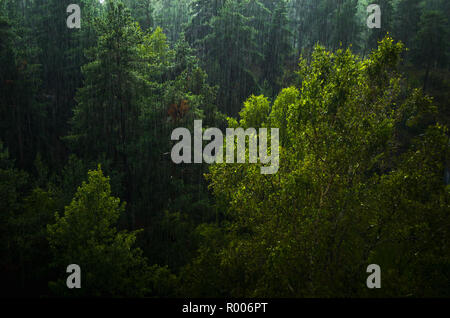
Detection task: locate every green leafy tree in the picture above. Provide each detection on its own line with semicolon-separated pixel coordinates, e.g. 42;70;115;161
238;94;271;129
184;37;450;297
47;166;176;297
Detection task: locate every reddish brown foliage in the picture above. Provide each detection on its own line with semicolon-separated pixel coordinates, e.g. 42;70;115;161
168;99;190;122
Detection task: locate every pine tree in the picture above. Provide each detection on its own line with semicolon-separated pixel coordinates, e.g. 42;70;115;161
69;0;144;161
47;166;175;297
264;0;292;97
413;10;448;91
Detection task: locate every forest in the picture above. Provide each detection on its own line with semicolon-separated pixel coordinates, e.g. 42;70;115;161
0;0;449;298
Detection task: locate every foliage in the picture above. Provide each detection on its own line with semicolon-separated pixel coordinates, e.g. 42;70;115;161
186;37;450;297
0;0;449;298
47;166;176;297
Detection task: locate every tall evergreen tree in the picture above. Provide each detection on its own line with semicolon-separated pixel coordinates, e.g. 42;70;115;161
263;0;293;97
69;0;144;163
47;166;176;297
413;10;448;91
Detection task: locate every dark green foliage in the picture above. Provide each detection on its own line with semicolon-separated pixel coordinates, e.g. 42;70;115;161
0;142;55;296
47;166;177;297
0;0;449;298
412;11;447;91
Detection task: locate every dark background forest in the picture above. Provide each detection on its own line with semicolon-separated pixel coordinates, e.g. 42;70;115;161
0;0;449;298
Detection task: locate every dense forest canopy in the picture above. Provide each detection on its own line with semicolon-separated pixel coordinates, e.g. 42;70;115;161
0;0;449;297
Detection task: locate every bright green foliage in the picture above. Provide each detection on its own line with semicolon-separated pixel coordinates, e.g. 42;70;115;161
238;95;271;129
269;86;300;147
186;37;450;297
